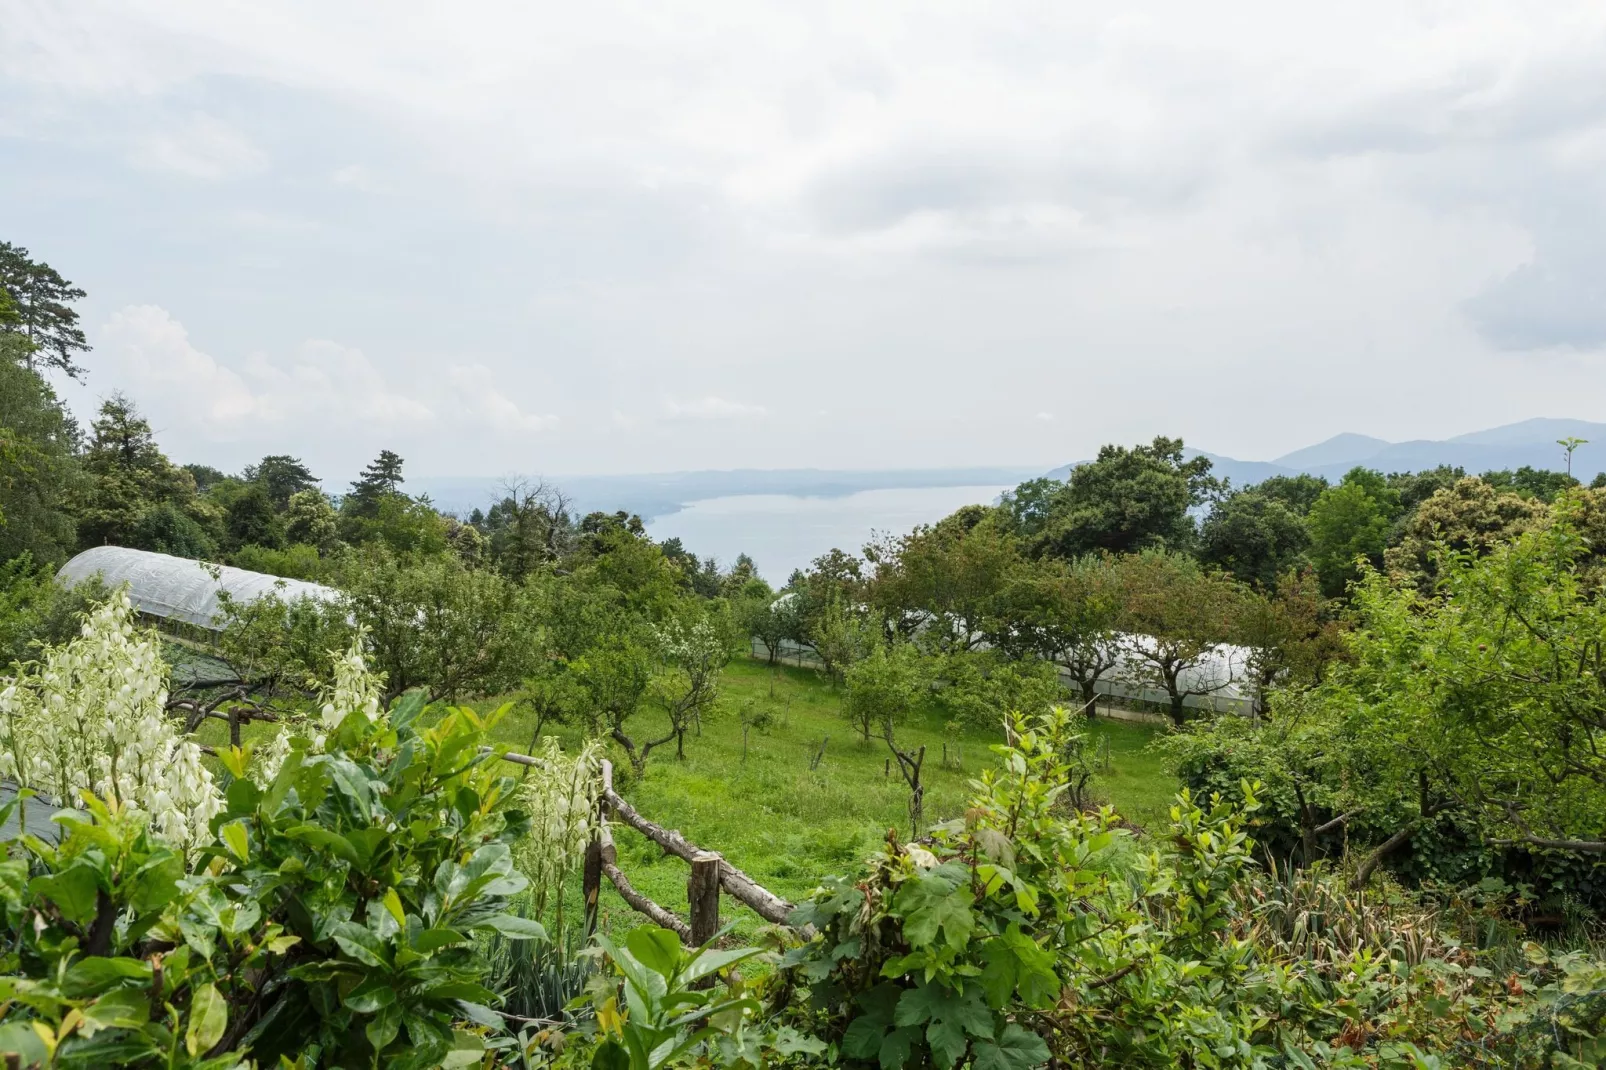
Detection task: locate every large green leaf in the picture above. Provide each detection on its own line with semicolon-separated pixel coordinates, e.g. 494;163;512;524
344;974;398;1013
29;862;99;927
894;982;994;1070
478;913;547;940
842;1017;887;1060
63;956;153;997
331;920;389;969
81;986;151;1035
626;925;685;979
979;928;1058;1010
971;1024;1049;1070
284;824;360;866
680;945;763;986
185;982;229;1057
893;865;975;951
878;1026;918;1070
894;981;993;1036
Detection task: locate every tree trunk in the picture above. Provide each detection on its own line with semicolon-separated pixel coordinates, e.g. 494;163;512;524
1078;678;1097;712
1293;781;1315;866
1168;692;1187;726
1353;820;1420;889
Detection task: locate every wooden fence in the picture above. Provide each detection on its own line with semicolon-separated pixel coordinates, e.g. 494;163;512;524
580;758;801;947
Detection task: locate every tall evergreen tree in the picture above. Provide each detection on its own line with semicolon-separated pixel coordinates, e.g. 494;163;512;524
0;352;80;565
75;394;200;548
344;449;406;520
244;454;320;509
0;242;89;380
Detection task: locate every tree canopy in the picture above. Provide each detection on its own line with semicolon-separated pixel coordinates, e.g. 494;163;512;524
1033;436;1217;558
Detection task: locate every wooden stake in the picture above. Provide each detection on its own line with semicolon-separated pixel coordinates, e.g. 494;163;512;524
689;851;722;983
582;834;603;937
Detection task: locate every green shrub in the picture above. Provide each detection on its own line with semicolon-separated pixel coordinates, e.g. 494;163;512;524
0;692;547;1067
0;554;108;668
780;707;1606;1068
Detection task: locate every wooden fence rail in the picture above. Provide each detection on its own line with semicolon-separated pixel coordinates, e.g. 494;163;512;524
585;759;802;946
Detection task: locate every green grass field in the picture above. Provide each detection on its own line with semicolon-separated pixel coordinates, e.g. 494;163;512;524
482;655;1179;940
192;653;1178;941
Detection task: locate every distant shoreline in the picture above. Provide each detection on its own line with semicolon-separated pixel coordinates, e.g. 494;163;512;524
409;466;1046;522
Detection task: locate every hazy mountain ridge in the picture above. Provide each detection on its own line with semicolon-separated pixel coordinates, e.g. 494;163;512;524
1048;418;1606;488
411;418;1606;522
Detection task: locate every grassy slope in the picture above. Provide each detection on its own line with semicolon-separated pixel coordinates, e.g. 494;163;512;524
192;654;1178;940
483;655;1178;940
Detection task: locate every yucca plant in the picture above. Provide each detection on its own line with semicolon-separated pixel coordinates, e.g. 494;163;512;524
482;905;597;1026
1238;856;1446;970
514;736;601;933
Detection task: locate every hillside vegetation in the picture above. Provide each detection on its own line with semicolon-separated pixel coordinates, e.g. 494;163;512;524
3;240;1605;1066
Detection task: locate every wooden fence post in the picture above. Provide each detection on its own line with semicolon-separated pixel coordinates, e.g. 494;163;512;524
583;834;603;937
689;851;722;951
586;762;614;937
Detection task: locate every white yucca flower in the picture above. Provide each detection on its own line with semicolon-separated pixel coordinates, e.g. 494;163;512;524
514;736;601;921
320;637;383;730
0;590;222;851
252;634;386;784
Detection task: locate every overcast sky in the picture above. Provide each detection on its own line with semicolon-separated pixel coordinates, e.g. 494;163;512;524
4;2;1605;481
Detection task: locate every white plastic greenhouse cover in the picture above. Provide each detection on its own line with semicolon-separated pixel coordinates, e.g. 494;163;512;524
56;546;341;631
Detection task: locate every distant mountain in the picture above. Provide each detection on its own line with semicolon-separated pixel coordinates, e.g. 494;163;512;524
412;466;1046;521
1272;433;1390;469
1047;418;1606;489
1447;418;1606;447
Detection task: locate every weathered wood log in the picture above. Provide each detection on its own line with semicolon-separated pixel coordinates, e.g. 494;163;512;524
600;859;692;942
483;746;542;768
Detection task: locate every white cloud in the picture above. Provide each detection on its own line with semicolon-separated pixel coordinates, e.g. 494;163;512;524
97;305;259;426
331;164;380;191
662;396;769;421
90;306;435;458
445;363;558;434
1035;412;1054;422
12;3;1606;474
127;111;265;180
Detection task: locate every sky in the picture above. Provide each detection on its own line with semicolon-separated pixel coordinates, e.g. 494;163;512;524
4;1;1605;482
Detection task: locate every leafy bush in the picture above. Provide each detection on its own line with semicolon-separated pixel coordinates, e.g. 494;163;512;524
780;707;1606;1068
0;554;108;668
228;542;330;583
540;926;822;1070
0;643;548;1066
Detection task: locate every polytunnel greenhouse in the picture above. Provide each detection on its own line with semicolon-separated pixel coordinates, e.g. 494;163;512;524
56;545;341;632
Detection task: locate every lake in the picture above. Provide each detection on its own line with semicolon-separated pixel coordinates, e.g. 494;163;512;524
645;484;1015;584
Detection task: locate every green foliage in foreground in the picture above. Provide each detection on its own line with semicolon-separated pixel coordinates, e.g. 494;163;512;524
0;695;546;1067
773;709;1606;1069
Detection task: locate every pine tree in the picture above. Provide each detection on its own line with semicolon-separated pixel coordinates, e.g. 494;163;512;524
0;242;89;380
344;450;406;518
244;454;320;509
